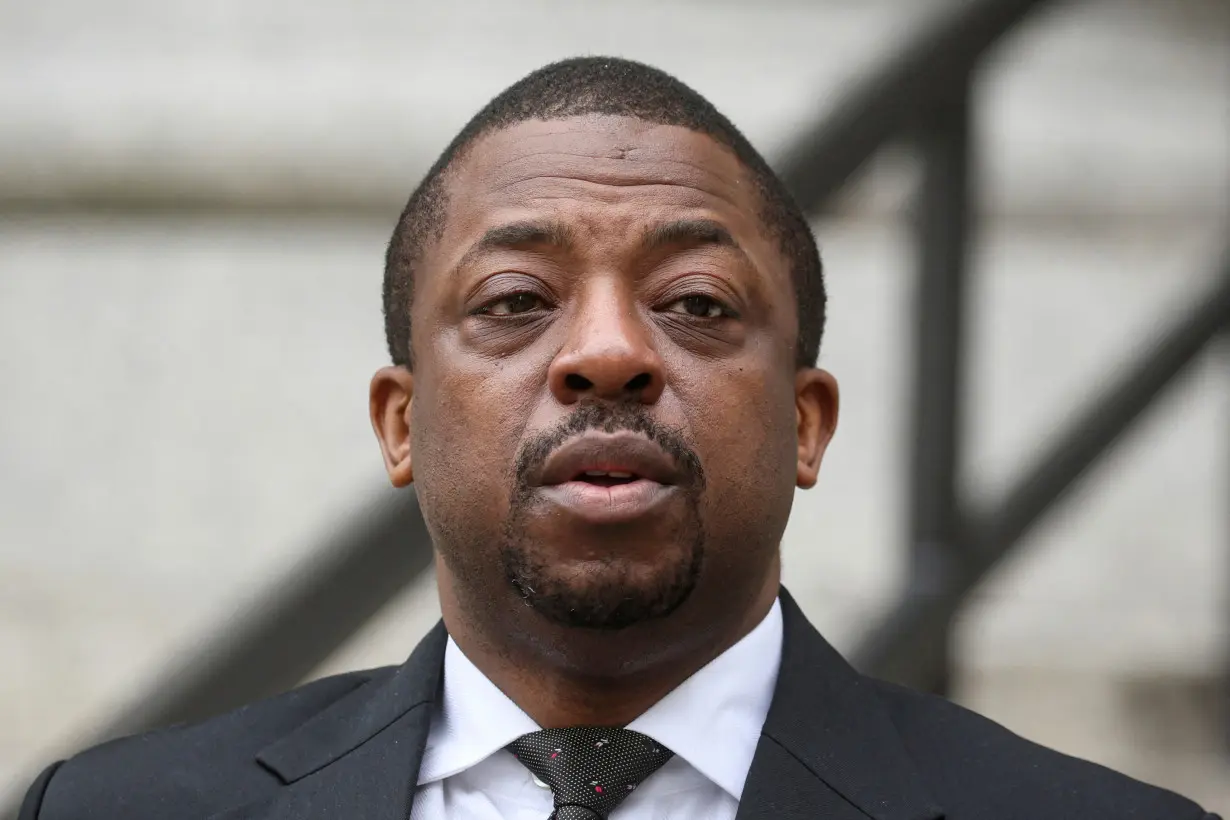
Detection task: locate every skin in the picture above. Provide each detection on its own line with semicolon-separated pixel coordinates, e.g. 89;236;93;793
371;114;839;728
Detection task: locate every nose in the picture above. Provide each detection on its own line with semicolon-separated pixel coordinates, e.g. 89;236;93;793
548;284;665;406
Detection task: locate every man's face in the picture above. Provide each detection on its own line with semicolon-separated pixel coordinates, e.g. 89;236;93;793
373;115;836;667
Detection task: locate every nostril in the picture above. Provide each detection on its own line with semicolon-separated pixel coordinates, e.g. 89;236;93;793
564;373;593;391
625;373;651;392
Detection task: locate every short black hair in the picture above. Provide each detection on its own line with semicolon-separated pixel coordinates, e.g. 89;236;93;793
383;56;825;369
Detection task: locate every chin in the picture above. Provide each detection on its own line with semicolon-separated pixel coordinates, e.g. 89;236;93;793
502;542;703;631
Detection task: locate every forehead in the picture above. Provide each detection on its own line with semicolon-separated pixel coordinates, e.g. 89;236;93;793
429;115;783;272
456;116;751;206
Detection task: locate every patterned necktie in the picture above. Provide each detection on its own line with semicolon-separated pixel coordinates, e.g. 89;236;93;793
507;727;675;819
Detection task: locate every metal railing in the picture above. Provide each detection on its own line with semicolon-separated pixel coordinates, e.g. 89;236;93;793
5;0;1228;814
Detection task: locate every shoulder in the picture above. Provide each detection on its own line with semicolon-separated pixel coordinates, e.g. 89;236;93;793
867;677;1217;820
20;666;396;820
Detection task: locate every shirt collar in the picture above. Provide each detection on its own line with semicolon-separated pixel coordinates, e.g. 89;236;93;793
626;598;782;799
417;597;784;801
417;633;539;784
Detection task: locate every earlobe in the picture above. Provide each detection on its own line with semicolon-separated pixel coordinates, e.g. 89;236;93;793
795;368;839;489
370;366;416;487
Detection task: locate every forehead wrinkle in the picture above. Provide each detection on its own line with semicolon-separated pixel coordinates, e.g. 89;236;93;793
482;149;748;198
488;145;744;178
492;178;735;214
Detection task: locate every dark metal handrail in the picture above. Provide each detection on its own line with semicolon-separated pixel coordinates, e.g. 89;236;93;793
775;0;1052;213
854;256;1230;687
6;0;1225;814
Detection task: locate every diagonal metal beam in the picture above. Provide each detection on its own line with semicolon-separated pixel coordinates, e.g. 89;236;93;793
3;485;434;819
106;485;434;739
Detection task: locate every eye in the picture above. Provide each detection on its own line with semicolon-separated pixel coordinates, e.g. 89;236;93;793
664;294;732;319
477;292;547;316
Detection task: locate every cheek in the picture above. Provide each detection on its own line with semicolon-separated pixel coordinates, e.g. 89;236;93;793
410;365;535;545
681;361;798;528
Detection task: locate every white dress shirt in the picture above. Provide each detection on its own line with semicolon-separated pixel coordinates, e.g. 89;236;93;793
409;598;783;820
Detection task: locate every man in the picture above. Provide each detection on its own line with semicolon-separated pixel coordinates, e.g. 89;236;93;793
20;57;1217;820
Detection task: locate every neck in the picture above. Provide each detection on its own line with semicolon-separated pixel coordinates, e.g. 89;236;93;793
437;568;779;728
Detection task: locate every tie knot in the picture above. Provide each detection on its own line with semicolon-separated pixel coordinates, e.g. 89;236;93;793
507;727;674;819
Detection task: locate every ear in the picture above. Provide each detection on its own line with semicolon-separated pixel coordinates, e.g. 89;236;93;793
795;368;839;489
370;366;416;487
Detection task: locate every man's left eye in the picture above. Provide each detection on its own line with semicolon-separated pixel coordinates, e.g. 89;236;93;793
665;295;730;319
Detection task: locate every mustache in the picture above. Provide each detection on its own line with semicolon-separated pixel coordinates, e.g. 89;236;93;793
513;403;705;491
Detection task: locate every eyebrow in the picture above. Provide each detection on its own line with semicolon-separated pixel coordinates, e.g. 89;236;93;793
640;218;741;254
452;217;746;275
455;220;575;271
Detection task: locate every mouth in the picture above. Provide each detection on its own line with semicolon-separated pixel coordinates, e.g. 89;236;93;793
537;477;677;525
533;432;684;524
568;469;645;488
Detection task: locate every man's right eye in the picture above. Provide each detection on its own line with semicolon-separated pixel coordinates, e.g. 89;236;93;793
478;292;546;316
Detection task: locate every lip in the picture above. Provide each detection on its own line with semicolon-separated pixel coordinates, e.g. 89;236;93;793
537;479;678;525
536;431;682;487
532;431;684;525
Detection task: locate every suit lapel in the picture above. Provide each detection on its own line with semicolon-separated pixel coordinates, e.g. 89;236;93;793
737;590;944;820
737;735;888;820
213;622;448;820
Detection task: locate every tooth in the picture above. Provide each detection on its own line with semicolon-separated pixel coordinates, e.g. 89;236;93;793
584;470;608;477
608;471;633;479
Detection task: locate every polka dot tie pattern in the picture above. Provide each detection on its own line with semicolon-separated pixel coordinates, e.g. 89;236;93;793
507;727;674;819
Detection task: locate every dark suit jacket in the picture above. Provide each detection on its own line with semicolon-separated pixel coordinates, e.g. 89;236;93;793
20;591;1219;820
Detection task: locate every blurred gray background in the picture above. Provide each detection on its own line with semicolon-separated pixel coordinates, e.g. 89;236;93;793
1;0;1228;811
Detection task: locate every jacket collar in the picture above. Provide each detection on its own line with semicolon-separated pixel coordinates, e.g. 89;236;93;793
243;589;942;820
736;590;943;820
230;623;448;820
